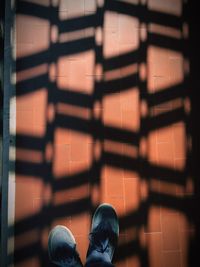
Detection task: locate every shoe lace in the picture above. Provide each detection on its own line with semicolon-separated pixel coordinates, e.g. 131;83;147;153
89;221;117;254
53;245;78;267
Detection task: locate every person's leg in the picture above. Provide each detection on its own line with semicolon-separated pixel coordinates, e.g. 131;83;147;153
48;225;83;267
85;203;119;267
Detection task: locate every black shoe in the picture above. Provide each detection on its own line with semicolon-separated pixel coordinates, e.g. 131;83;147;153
86;203;119;264
48;225;83;267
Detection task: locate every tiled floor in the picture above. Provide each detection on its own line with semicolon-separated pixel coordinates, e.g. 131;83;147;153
12;0;194;267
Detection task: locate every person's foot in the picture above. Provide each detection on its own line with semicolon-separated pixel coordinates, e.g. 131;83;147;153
48;225;83;267
86;203;119;264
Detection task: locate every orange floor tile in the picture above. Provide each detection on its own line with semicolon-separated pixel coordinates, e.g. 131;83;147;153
12;0;195;267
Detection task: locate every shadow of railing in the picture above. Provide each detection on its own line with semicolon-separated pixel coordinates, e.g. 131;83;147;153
7;0;197;267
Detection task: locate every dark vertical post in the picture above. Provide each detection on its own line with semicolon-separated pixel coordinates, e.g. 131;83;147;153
0;0;15;266
0;0;5;256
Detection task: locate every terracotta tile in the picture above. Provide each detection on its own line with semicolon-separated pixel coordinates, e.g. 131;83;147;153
69;160;90;176
153;102;173;114
106;176;124;198
120;88;139;111
122;143;138;161
51;217;71;229
162;251;181;267
148;0;182;16
124;178;140;212
53;184;89;203
68;60;89;93
103;93;122;128
139;137;148;158
16;43;35;58
104;140;124;155
57;103;91;120
105;68;121;82
157;142;174;168
147;206;161;233
120;63;138;78
70;142;90;162
146;233;162;267
119;14;139;47
140;179;149;201
17;64;48;83
16;108;34;136
156;126;173;144
104;11;119;33
60;0;84;18
53;144;71;177
14;3;189;267
91;184;101;207
174;158;186;171
59;0;68;11
173;122;186;159
123;168;139;179
54;128;71;145
16;148;43;164
149;23;182;39
70;130;92;146
50;25;59;43
179;230;190;267
16;15;34;44
121;109;140;131
148;75;170;94
33;198;43;212
104;30;119;58
126;255;140;267
32;25;49;50
70;132;92;161
15;177;43;220
104;166;124;198
161;209;180;250
84;50;95;76
118;43;137;56
104;165;124;180
149;179;160;194
84;0;96;13
57;76;68;90
159;180;177;196
101;166;108;201
42;184;52;205
148;131;158;164
70;212;90;236
75;235;89;264
139;226;147;248
169;56;184;85
148;46;170;78
33;89;47;129
57;56;70;77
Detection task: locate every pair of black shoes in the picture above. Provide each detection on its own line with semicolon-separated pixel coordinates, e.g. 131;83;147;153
48;204;119;267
